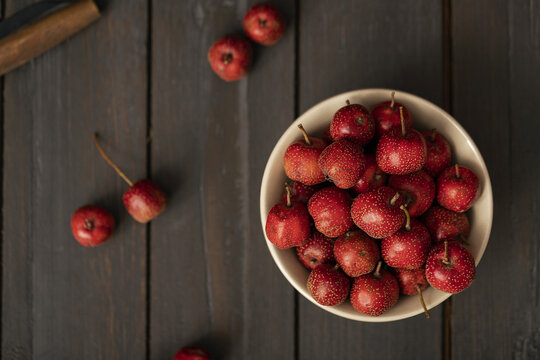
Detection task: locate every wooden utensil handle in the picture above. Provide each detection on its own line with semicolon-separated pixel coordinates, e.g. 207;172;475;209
0;0;100;76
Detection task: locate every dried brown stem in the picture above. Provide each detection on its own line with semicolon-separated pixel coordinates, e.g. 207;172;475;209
297;124;311;145
400;205;411;231
416;285;431;318
93;133;134;187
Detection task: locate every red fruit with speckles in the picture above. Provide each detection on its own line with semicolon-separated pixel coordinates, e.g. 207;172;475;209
308;186;353;238
352;154;387;193
426;241;476;293
393;267;431;318
421;129;452;177
243;3;286;46
351;186;405;239
437;165;479;212
174;346;212;360
423;205;470;243
393;267;428;295
371;92;413;138
376;124;427;175
381;218;431;270
333;230;380;277
71;205;115;247
330;101;375;146
282;181;321;205
266;186;310;249
318;140;365;189
388;170;435;217
284;124;326;186
296;231;335;270
123;180;167;223
93;134;167;224
207;35;252;81
350;263;399;316
307;263;350;306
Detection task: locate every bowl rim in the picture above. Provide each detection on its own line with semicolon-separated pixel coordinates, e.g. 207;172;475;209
259;88;493;322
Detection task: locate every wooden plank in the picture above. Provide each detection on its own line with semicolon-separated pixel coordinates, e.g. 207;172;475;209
2;0;148;358
297;1;445;359
149;1;295;359
451;1;540;358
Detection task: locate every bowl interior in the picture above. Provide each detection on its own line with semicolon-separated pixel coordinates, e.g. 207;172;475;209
260;89;493;322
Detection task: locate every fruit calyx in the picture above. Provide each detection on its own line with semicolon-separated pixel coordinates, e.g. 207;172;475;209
297;124;312;145
400;205;411;231
415;285;430;318
222;53;233;64
258;18;267;27
373;261;382;278
84;218;94;231
93;133;134;187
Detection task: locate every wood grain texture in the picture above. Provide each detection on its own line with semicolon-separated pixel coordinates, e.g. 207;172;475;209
297;1;444;359
0;0;100;76
451;1;540;359
149;1;295;359
2;0;148;358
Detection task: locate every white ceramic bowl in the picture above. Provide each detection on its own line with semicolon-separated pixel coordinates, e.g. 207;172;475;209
260;89;493;322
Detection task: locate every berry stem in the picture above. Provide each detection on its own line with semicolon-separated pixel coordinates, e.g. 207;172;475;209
442;240;450;265
373;261;382;278
93;133;134;187
390;91;395;110
399;106;406;136
297;124;312;145
455;164;461;178
400;205;411;231
430;128;437;142
390;192;400;207
285;183;292;207
334;263;340;270
415;285;431;318
346;99;351;105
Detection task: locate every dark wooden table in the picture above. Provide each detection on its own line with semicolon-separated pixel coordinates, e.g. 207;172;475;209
2;0;539;359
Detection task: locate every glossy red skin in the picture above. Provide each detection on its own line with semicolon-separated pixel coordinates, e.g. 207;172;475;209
381;219;431;270
437;165;479;212
265;201;310;249
307;263;350;306
282;181;321;204
207;35;252;81
242;3;286;46
352;154;387;193
330;103;375;146
308;187;353;238
284;136;326;186
296;231;335;270
71;205;114;247
388;170;435;217
371;101;412;138
351;186;405;239
174;346;211;360
333;230;380;277
393;267;428;295
422;205;470;242
425;241;476;293
376;127;427;175
421;130;452;177
350;268;399;316
123;179;167;223
318;140;365;189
